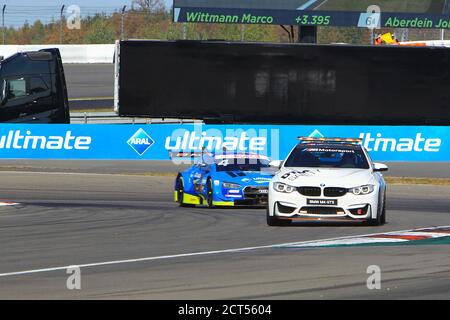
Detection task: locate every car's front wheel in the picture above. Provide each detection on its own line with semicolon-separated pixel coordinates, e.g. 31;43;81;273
370;193;386;226
380;194;387;225
266;206;290;226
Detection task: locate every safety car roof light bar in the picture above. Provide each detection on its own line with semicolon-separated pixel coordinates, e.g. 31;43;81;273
297;137;363;144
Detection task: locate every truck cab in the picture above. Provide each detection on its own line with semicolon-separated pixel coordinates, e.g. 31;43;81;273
0;48;70;123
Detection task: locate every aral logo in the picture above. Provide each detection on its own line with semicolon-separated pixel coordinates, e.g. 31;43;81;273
127;128;155;156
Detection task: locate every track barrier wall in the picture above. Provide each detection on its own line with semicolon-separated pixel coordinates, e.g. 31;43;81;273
0;44;115;63
0;124;448;161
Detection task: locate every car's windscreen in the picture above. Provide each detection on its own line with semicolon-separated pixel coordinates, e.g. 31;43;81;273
216;158;270;172
284;145;370;169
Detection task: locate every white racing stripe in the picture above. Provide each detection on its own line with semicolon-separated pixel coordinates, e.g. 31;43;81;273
0;170;143;177
0;225;449;278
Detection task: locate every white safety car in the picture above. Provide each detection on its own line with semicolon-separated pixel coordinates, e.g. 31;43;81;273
267;137;388;226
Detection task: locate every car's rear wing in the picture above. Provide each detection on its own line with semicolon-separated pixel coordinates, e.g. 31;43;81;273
169;151;204;159
297;137;362;144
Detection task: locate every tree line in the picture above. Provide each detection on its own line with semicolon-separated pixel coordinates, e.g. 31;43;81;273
3;0;445;45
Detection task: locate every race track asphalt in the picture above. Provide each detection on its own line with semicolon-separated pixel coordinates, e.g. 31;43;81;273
64;64;114;110
64;64;114;100
0;171;449;299
4;62;450;298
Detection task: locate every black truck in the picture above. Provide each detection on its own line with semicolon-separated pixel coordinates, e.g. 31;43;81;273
0;48;70;123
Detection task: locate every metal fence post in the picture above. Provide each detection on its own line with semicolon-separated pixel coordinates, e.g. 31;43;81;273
2;5;5;45
60;4;65;44
121;5;127;40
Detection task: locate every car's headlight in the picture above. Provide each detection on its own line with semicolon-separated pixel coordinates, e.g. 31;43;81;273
273;182;296;193
349;184;375;195
222;182;241;189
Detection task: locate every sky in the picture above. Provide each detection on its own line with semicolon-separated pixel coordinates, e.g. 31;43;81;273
2;0;174;27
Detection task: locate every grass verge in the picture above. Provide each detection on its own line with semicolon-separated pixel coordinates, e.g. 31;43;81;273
385;176;450;186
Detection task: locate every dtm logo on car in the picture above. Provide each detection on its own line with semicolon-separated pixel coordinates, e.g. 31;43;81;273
165;130;267;152
127;128;155;156
0;130;91;150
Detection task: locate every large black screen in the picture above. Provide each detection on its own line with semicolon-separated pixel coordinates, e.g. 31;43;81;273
118;40;450;125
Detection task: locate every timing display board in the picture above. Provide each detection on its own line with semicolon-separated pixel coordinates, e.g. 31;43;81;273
173;0;450;29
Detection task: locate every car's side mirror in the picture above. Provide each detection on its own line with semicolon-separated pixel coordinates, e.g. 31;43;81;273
1;79;8;106
269;160;283;169
373;163;388;172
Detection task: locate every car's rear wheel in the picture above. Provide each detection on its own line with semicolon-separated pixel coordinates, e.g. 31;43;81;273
176;176;194;208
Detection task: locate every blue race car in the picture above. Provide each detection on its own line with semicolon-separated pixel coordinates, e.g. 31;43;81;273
174;152;274;207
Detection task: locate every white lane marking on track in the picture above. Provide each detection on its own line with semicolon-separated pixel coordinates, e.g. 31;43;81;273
0;170;173;178
0;225;448;278
0;170;139;177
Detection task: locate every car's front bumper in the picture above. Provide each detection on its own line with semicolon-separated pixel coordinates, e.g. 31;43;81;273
215;185;269;207
268;188;380;222
174;186;269;207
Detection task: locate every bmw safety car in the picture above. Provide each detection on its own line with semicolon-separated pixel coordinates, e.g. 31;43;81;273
174;152;274;207
267;137;388;226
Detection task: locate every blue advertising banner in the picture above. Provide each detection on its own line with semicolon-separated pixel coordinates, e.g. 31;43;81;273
0;124;448;161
